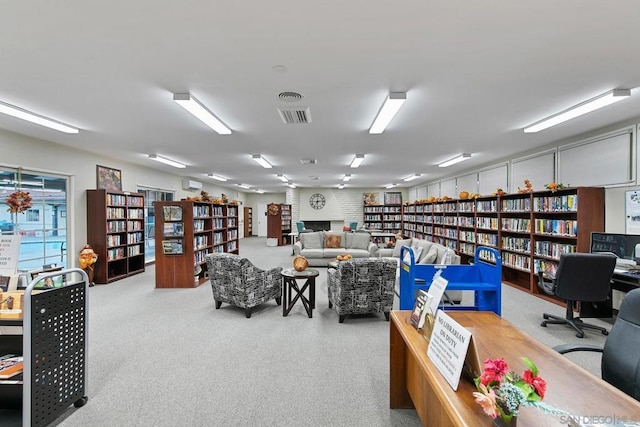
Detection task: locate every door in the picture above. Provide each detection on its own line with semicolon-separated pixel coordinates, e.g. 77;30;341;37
258;203;267;236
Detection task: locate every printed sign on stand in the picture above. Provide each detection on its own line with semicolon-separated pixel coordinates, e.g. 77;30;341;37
426;309;472;391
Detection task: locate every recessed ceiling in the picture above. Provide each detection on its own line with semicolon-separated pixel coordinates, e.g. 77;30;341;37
1;1;640;193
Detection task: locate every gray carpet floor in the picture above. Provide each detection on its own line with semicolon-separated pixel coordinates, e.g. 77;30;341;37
4;237;613;426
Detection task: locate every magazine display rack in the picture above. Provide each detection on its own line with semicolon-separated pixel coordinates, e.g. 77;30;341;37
0;268;89;426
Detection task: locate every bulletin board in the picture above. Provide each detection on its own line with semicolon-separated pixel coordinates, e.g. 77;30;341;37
625;190;640;235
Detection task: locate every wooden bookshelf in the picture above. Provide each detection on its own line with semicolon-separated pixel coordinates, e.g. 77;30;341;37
244;207;253;237
154;201;239;288
86;189;145;284
401;187;605;299
267;203;292;246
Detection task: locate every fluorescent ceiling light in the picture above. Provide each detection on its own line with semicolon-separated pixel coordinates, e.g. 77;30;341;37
252;154;273;169
369;92;407;134
207;174;228;182
403;174;421;182
350;154;365;168
438;153;472;168
277;174;288;182
524;89;631;133
148;154;186;168
385;183;397;189
337;184;345;189
173;93;232;135
287;182;297;189
342;174;351;182
254;189;265;194
0;100;79;133
237;183;251;189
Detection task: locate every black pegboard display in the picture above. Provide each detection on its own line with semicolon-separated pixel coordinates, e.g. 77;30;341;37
28;282;87;427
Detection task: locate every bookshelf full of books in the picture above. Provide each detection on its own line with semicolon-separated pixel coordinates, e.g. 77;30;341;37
400;187;604;302
86;189;146;284
154;201;240;288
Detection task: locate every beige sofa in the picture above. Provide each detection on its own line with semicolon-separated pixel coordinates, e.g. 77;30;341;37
378;237;461;265
293;231;379;267
379;238;462;302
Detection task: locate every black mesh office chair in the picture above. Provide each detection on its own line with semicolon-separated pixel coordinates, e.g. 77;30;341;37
554;288;640;401
538;252;616;338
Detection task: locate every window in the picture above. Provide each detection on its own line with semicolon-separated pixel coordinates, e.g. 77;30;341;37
136;186;175;262
27;209;40;222
0;168;68;271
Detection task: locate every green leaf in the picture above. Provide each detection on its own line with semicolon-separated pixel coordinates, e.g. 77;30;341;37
522;357;538;376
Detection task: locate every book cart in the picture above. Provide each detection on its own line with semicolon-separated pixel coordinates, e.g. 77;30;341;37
0;268;89;426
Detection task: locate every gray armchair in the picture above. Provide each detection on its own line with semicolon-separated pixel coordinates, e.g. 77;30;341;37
327;258;396;323
205;253;282;318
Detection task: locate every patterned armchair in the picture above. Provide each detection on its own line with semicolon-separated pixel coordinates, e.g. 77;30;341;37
327;258;397;323
205;253;282;318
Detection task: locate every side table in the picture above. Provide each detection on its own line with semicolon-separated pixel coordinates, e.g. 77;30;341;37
281;268;319;318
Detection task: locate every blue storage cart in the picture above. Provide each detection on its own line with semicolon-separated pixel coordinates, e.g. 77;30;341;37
398;246;502;315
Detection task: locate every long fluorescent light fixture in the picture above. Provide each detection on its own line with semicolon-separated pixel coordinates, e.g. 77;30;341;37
277;174;288;182
342;174;351;182
237;183;251;189
254;189;265;194
252;154;273;168
403;174;421;182
438;153;472;168
337;184;345;189
173;93;232;135
369;92;407;134
524;89;631;133
385;183;397;189
207;174;228;182
0;100;79;133
350;154;365;168
287;182;297;189
148;154;186;168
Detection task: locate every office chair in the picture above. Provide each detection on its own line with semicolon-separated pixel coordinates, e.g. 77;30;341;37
538;252;616;338
554;288;640;401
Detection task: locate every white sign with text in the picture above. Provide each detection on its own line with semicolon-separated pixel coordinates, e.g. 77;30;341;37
428;272;449;315
426;309;472;391
0;235;21;275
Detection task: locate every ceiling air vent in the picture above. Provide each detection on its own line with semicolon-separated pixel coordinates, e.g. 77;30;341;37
300;158;318;165
277;107;312;124
278;91;304;102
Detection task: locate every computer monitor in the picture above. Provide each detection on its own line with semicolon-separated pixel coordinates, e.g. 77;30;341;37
590;232;640;265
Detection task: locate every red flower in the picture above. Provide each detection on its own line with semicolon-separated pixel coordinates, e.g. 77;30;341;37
523;369;547;399
480;358;508;385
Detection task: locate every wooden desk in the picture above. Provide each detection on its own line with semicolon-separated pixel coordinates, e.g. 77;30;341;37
390;310;640;426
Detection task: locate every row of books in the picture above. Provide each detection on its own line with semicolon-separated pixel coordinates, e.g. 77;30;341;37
0;353;23;380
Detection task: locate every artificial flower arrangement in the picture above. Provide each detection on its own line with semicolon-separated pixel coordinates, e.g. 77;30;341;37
6;190;33;214
473;357;563;424
544;182;568;193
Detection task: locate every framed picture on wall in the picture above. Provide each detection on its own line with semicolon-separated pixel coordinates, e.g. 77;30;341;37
96;165;122;192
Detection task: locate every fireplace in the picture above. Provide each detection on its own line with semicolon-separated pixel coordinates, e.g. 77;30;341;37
303;221;331;232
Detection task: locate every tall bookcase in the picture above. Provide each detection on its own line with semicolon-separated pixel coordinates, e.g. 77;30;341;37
154;201;239;288
267;203;292;246
401;187;604;300
86;189;146;284
363;204;403;234
363;204;383;230
244;207;253;237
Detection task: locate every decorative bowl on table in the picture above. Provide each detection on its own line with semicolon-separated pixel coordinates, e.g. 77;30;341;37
336;253;352;261
293;255;309;272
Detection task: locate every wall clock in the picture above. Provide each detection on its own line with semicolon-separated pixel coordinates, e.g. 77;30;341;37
309;193;326;210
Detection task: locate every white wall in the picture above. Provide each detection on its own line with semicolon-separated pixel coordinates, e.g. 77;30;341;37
0;129;249;267
288;187;409;230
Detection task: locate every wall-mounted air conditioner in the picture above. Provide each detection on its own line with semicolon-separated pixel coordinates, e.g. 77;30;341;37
182;179;203;191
